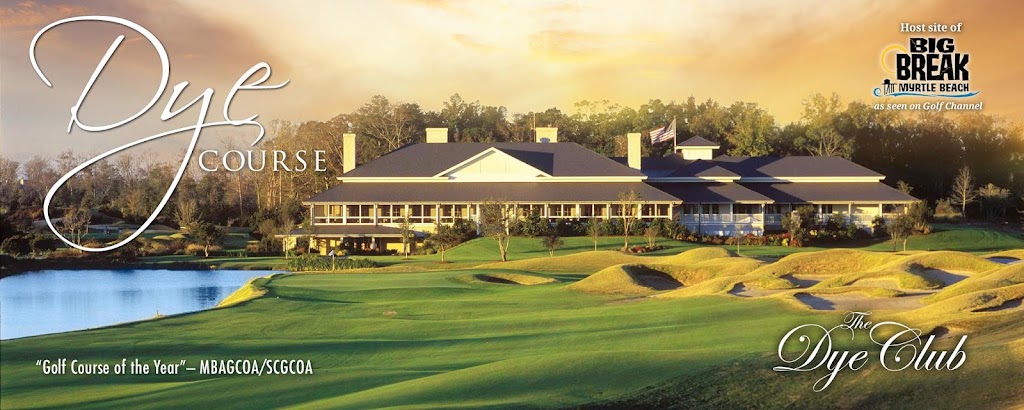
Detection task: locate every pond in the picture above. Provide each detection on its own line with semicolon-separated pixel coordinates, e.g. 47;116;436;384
0;269;278;340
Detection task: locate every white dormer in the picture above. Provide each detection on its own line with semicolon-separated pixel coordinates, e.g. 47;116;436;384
674;136;720;160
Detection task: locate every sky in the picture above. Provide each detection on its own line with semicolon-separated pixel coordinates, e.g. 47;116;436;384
1;0;1022;160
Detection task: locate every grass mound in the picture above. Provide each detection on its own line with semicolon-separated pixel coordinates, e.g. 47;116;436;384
882;250;1002;273
566;264;682;295
471;272;557;285
984;249;1024;261
476;251;646;273
899;283;1024;333
657;247;733;265
924;263;1024;304
216;274;281;308
748;249;900;278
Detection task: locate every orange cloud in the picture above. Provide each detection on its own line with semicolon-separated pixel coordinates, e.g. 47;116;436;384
0;1;88;30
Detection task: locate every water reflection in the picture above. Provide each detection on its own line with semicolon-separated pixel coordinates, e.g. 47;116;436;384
0;269;277;340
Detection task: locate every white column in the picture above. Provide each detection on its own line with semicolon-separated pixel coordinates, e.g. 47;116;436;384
373;204;379;225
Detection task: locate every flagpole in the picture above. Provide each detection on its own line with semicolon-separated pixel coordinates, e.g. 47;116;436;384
672;116;677;151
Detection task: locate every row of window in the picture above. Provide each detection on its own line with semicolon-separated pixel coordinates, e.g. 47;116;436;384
314;203;907;223
312;203;673;224
680;204;905;215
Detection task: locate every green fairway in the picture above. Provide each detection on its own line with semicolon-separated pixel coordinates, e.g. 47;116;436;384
4;224;1024;408
136;223;1024;271
3;261;1023;408
0;270;818;408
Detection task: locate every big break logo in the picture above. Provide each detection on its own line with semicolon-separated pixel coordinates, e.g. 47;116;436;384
874;33;979;99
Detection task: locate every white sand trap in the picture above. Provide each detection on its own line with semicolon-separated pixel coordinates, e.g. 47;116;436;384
728;283;787;298
788;274;825;288
987;257;1022;265
795;292;930;311
922;269;970;286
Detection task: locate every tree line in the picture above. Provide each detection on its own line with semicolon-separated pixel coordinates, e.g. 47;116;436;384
1;92;1021;248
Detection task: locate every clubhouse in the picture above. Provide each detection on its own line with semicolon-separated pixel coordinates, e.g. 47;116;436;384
287;128;916;254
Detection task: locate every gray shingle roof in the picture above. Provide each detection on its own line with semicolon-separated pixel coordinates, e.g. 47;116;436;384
713;156;883;178
651;183;773;203
742;183;917;203
666;161;739;178
307;182;678;203
343;142;645;178
615;154;883;179
677;136;720;147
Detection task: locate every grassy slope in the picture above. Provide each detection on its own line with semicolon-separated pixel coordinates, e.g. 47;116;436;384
0;271;827;409
134;224;1024;272
4;224;1023;408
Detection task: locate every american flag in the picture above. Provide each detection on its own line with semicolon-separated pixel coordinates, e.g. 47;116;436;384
649;118;676;144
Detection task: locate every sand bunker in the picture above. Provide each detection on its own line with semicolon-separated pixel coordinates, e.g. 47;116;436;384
922;269;969;286
795;292;930;311
472;273;557;286
728;283;786;298
987;257;1022;265
788;274;825;288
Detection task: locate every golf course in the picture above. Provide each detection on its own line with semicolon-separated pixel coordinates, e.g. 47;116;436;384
2;225;1024;408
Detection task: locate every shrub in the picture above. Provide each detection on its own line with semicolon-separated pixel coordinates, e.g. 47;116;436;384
1;233;57;256
185;244;223;256
286;254;379;271
871;216;888;238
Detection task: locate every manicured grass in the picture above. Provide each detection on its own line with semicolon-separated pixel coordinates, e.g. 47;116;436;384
4;224;1022;407
136;223;1024;271
3;265;1022;408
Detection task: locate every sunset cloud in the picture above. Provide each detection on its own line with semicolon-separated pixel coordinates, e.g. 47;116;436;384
0;1;88;30
2;0;1021;161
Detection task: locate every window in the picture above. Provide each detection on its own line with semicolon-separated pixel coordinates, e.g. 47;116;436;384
547;204;562;217
765;204;782;214
734;204;760;214
409;204;434;223
821;204;834;214
580;204;594;218
701;204;720;214
682;204;700;214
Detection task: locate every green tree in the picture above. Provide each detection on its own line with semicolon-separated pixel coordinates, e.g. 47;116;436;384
480;199;514;262
977;183;1010;220
586;220;603;251
428;223;461;262
398;214;414;259
896;180;914;195
888;214;915;252
61;207;91;249
782;206;817;247
950;166;978;217
617;189;642;251
643;223;661;249
797;92;853;158
192;222;225;258
540;228;563;257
